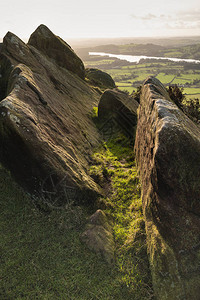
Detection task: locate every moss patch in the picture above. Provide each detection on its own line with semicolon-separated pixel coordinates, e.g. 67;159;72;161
89;133;154;298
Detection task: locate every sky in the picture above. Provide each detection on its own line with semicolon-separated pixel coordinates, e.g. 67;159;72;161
0;0;200;40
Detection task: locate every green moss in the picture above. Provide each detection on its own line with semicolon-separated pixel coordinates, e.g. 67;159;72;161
90;106;98;119
90;134;154;298
89;106;102;129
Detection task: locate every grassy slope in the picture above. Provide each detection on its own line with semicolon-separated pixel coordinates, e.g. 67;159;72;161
0;121;154;299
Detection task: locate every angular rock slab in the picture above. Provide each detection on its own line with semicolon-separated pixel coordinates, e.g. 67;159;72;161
98;89;138;139
81;209;115;265
135;77;200;299
0;26;101;200
28;24;85;79
85;68;116;90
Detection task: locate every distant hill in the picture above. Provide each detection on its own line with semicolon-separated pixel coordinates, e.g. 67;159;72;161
77;42;200;61
71;36;200;48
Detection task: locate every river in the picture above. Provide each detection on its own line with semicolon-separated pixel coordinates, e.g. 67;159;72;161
89;52;200;64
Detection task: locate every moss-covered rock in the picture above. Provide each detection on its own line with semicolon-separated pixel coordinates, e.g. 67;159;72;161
135;76;200;299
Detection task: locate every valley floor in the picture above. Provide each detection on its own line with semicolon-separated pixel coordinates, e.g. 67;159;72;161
84;56;200;100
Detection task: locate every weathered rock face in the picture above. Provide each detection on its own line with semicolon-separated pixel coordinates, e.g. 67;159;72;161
135;76;200;299
81;209;115;264
28;24;85;79
98;89;138;138
85;68;115;90
0;26;101;201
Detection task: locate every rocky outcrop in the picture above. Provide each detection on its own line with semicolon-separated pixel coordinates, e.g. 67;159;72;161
85;68;115;90
81;209;115;264
0;26;101;201
98;89;138;138
28;24;85;79
135;77;200;299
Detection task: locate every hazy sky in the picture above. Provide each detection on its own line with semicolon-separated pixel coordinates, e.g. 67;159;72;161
1;0;200;40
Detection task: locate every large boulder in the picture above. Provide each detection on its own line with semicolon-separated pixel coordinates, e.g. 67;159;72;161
0;26;101;202
98;89;138;138
85;68;115;90
28;24;85;79
135;76;200;299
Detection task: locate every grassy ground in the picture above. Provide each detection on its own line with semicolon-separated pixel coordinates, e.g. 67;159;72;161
0;118;154;299
183;88;200;94
155;73;175;84
185;93;200;100
117;86;135;94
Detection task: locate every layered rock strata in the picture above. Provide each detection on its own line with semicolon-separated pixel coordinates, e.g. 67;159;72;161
28;24;85;79
0;25;101;201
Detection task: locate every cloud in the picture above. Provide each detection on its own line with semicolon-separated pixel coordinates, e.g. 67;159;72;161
167;9;200;29
140;13;157;20
131;9;200;30
177;9;200;22
166;20;200;30
131;13;172;21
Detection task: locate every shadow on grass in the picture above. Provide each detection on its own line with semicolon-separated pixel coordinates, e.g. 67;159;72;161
0;164;153;300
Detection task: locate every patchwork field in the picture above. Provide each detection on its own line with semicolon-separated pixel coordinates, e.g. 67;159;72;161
84;56;200;98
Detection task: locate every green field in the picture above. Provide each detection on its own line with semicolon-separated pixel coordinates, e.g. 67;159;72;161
155;73;175;84
85;59;116;67
183;88;200;94
185;94;200;100
115;82;132;87
118;86;135;93
84;56;200;98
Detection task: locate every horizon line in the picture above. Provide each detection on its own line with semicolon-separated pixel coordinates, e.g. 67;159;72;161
1;34;200;43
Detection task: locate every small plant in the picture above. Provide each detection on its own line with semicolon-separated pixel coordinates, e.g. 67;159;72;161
167;85;200;122
122;89;130;95
133;85;142;103
90;106;98;119
89;106;103;129
167;84;185;110
182;97;200;121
